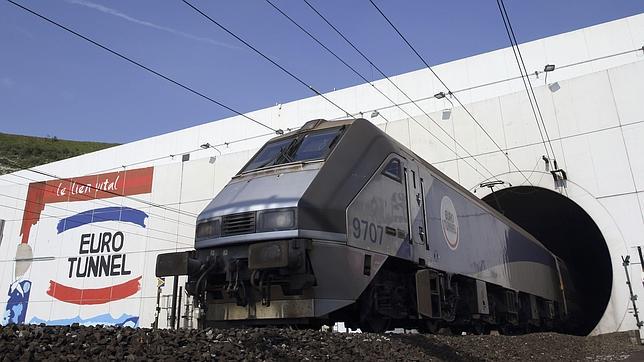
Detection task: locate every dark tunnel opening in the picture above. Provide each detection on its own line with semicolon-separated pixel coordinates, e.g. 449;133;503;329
482;186;612;335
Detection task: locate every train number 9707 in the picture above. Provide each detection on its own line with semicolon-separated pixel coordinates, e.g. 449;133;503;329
352;217;384;244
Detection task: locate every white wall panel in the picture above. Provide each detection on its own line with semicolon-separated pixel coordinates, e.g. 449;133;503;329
620;122;644;192
609;61;644;124
499;91;547;148
598;194;644;247
584;20;639;72
551;71;619;137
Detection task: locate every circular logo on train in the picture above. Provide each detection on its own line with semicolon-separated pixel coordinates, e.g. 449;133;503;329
440;196;459;250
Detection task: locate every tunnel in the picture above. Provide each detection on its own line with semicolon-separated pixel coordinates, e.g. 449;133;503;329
482;186;612;335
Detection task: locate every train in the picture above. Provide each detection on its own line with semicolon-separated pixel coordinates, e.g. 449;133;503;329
156;118;580;334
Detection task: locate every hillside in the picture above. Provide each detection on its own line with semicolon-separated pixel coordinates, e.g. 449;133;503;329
0;132;118;175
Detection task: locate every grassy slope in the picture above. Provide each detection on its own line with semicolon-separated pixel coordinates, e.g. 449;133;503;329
0;133;118;174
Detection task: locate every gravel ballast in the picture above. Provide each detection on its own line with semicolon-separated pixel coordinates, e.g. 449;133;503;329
1;324;642;361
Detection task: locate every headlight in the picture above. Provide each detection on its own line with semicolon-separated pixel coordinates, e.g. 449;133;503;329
257;208;296;232
195;218;221;240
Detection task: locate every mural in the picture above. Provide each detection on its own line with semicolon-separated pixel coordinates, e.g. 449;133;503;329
2;167;154;326
3;280;31;325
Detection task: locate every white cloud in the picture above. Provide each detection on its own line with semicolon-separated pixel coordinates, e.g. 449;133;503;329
66;0;241;50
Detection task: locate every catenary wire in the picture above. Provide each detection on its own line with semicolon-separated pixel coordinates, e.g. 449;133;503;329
4;0;281;135
496;0;556;161
0;175;200;231
74;127;295;177
1;158;199;218
495;0;549;160
443;119;644;165
302;0;499;182
368;0;532;185
262;0;493;176
332;46;643;120
180;0;356;120
0;200;196;247
0;202;195;248
262;0;394;125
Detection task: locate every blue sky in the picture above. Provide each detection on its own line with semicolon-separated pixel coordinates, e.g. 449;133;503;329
1;0;643;143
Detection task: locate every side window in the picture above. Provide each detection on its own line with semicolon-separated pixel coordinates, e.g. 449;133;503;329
382;158;402;182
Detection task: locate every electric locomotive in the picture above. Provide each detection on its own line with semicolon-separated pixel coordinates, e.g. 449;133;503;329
157;118;579;333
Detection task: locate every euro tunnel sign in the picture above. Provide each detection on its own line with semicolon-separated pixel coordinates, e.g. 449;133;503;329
157;277;165;289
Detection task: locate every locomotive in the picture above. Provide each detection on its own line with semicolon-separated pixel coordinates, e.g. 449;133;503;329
157;118;579;333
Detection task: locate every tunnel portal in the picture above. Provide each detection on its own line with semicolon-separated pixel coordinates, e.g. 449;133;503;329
482;186;612;335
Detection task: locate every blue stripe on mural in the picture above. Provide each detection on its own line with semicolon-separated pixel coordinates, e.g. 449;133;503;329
56;207;148;234
29;313;139;327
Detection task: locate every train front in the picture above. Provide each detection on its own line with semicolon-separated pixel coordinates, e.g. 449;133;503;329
156;119;380;328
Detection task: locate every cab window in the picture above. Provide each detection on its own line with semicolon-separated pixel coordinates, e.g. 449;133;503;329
382;158;402;182
292;128;341;162
241;126;345;173
242;137;294;172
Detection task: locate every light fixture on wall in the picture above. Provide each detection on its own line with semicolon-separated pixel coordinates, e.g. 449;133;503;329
371;110;380;118
200;142;222;155
434;92;446;99
543;64;556;84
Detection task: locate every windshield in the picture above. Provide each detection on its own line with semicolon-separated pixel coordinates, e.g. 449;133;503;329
241;127;344;173
242;138;295;172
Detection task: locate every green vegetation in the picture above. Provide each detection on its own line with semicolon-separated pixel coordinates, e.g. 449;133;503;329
0;133;118;174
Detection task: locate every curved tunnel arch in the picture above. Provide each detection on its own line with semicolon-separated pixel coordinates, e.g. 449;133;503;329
482;186;612;335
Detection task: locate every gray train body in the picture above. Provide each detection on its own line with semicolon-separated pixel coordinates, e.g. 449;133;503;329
157;118;578;333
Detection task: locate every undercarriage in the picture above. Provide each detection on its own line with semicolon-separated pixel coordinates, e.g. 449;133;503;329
157;240;568;334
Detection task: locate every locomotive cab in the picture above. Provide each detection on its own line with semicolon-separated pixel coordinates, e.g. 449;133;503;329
157;118;375;328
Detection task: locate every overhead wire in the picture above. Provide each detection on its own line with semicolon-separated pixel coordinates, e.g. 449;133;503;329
496;0;556;162
180;0;356;120
437;119;644;167
4;0;281;135
1;158;198;218
301;0;499;182
0;202;195;248
0;174;199;230
333;47;644;126
368;0;533;186
262;0;393;126
330;46;643;121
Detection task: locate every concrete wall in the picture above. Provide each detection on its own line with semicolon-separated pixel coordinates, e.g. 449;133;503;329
0;13;642;333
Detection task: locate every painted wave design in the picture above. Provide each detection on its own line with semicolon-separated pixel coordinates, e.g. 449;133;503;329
29;313;139;327
56;207;148;234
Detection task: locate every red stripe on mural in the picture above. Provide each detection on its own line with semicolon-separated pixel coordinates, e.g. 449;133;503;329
20;167;154;243
46;276;142;305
